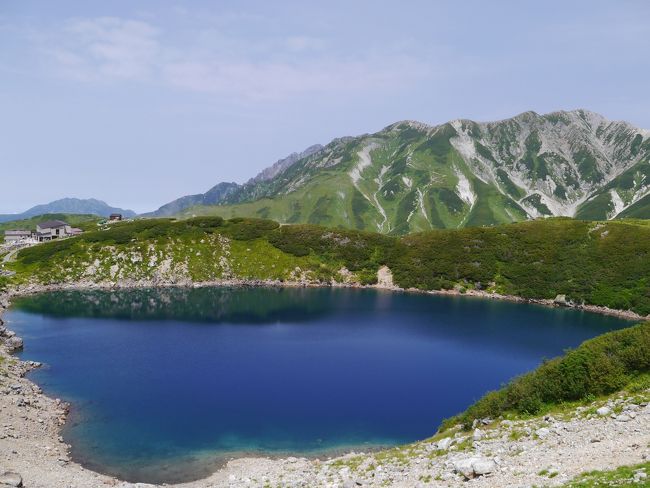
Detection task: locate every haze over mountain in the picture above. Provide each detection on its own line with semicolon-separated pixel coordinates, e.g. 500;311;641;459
0;198;136;224
149;109;650;234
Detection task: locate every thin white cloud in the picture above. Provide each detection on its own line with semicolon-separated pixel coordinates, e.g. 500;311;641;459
284;35;326;52
33;15;430;101
45;17;160;82
163;56;427;101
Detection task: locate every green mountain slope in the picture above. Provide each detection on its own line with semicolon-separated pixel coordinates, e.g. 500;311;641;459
6;217;650;315
171;110;650;234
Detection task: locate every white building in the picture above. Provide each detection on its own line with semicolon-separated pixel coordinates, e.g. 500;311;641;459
35;220;72;242
3;230;33;243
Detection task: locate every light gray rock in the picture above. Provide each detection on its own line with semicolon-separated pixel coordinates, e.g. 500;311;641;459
0;470;23;487
5;336;23;352
596;406;611;416
473;428;485;441
453;457;496;479
453;458;476;478
536;427;551;439
436;437;453;450
554;294;568;306
472;459;496;475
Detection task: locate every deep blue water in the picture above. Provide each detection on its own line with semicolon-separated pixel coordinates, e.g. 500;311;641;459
6;287;632;483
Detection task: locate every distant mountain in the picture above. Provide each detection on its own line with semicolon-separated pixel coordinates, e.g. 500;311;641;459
145;145;324;218
165;109;649;234
247;144;324;184
0;198;136;224
142;182;240;218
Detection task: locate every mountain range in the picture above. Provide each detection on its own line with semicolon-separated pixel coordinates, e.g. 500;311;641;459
0;198;136;224
148;109;650;234
6;110;649;234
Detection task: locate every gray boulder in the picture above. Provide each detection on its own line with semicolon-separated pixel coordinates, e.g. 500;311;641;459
553;294;569;306
5;336;23;352
0;470;23;487
453;457;496;479
472;459;496;476
453;458;475;478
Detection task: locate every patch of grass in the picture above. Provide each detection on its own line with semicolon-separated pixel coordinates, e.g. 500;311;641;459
562;462;649;487
509;429;527;441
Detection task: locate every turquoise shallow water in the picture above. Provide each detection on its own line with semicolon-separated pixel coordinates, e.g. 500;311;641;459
6;287;632;483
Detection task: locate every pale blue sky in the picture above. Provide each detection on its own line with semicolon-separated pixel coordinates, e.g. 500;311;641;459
1;0;649;213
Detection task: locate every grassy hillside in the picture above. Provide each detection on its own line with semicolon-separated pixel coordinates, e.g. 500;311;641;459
5;217;650;316
0;213;102;234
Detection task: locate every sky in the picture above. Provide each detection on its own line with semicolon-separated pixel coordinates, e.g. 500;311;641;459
1;0;649;214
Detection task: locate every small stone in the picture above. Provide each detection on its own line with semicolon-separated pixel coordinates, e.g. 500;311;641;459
535;427;551;439
473;428;485;441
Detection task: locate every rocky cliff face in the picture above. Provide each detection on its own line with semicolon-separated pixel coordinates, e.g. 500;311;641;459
166;110;650;232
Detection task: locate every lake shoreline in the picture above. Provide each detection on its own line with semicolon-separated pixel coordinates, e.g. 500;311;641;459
0;277;647;487
3;271;647;321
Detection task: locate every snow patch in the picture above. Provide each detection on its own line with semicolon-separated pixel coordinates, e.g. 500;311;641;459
609;189;625;217
417;188;430;225
454;168;476;206
349;143;378;184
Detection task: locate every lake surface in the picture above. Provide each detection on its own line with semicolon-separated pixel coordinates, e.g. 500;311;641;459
7;287;632;483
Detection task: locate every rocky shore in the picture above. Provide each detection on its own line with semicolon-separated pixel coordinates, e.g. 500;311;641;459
0;278;648;487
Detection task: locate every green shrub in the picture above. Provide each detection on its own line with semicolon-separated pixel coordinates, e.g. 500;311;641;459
223;218;279;240
185;216;224;229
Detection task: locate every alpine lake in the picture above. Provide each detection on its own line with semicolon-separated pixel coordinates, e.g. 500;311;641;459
6;287;633;483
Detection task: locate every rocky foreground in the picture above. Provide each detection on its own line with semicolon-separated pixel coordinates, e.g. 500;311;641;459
1;296;649;487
